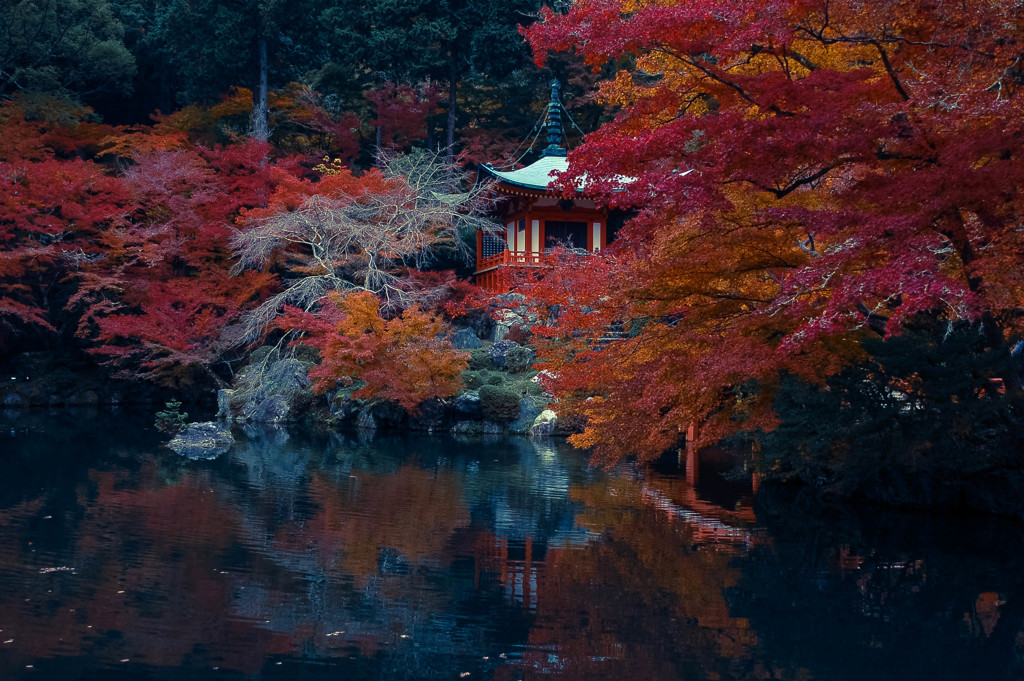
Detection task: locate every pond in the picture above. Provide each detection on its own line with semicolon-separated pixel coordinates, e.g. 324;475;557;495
1;410;1023;680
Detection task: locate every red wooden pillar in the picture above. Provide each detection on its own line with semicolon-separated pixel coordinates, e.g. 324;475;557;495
524;217;533;260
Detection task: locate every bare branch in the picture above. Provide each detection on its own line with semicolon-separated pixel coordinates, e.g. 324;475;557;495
232;149;497;342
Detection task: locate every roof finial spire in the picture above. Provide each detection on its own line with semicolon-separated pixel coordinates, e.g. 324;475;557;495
542;78;567;158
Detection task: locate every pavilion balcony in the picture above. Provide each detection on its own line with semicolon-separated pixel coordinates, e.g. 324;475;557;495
474;248;556;293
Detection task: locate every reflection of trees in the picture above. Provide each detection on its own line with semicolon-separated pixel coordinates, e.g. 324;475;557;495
5;417;1023;681
731;493;1024;681
0;421;766;679
0;459;286;675
0;423;598;678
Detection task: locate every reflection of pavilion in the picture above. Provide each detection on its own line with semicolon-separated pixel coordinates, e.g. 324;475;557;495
640;485;756;547
634;447;762;547
470;446;761;623
471;535;546;612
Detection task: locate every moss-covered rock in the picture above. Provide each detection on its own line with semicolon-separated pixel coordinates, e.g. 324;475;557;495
452;391;482;419
168;421;234;459
530;409;558;438
503;345;535;373
452;327;483;349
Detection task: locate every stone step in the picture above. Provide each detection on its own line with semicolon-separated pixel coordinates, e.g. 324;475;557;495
595;322;628;345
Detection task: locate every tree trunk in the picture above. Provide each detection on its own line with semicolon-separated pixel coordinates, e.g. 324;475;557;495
252;18;270;143
158;61;173;115
446;49;457;165
942;209;1022;395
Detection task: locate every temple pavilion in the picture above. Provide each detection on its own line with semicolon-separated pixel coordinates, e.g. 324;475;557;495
474;81;617;292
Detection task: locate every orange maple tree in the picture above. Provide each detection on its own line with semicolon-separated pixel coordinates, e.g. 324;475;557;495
278;290;468;413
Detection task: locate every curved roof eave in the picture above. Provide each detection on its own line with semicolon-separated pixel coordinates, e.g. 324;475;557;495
479;156;577;193
479;158;675;195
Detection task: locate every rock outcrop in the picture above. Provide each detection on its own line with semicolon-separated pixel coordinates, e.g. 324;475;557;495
509;396;543;435
530;409;558;438
487;340;521;369
451;327;483;349
168;421;235;459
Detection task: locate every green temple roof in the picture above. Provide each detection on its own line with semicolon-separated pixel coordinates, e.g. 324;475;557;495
478;155;572;193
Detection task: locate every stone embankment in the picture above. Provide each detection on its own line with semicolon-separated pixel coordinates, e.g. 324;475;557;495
210;313;564;441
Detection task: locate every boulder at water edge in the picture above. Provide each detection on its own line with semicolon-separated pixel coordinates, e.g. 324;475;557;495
530;410;558;438
251;394;290;424
168;422;235;459
509;396;543;435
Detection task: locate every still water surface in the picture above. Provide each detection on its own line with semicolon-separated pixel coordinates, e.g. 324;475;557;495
1;411;1023;680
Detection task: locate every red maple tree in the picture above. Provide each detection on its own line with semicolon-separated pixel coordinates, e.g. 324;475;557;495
0;103;131;350
521;0;1024;462
77;142;281;387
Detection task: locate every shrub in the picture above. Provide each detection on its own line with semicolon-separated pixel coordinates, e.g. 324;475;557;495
155;400;189;434
278;291;468;413
468;347;495;370
508;373;543;397
479;384;521;421
503;345;535;373
462;370;507;390
291;344;321;364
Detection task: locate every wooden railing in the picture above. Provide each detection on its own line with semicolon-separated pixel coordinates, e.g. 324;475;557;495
475;250;555;273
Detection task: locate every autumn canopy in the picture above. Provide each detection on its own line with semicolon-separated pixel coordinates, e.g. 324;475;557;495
518;0;1024;462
